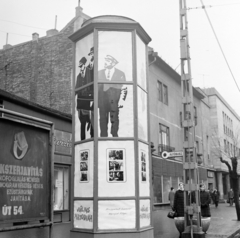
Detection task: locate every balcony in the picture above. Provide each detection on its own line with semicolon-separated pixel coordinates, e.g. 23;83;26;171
158;144;175;156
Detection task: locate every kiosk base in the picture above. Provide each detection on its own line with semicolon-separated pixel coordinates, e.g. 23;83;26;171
70;228;153;238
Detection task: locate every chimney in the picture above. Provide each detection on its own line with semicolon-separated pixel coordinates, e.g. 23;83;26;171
3;44;12;50
32;33;39;41
46;29;59;37
75;6;83;17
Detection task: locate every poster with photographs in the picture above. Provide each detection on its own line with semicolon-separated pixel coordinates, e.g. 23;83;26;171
139;142;150;197
97;31;133;138
141;151;147;182
75;33;94;142
136;34;147;91
80;150;89;182
138;87;148;141
98;141;135;197
107;149;126;182
74;142;94;197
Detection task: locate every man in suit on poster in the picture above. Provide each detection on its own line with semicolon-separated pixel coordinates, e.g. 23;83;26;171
98;55;128;137
75;57;93;140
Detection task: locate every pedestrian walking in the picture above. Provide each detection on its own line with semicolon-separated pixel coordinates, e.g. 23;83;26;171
199;183;211;217
212;189;220;207
209;188;214;204
173;182;185;238
228;188;234;206
168;187;175;210
173;183;184;217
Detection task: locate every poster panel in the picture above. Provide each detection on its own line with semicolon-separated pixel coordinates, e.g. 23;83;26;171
98;141;135;197
75;33;94;142
98;200;135;230
138;87;148;141
97;31;133;138
0;119;49;222
140;199;151;228
98;84;133;138
139;142;150;197
98;31;132;82
136;35;147;91
74;142;94;197
74;200;93;229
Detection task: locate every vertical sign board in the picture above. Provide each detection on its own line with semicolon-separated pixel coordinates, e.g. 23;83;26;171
0;119;50;222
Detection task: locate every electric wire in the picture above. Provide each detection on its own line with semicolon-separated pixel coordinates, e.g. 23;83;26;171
199;0;240;93
0;30;31;38
0;19;47;30
188;2;240;10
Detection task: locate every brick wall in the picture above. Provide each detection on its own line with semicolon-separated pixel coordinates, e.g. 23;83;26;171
0;20;75;114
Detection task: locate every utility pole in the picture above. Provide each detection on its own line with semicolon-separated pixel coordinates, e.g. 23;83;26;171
179;0;205;237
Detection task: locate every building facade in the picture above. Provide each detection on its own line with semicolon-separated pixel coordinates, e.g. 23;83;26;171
148;51;215;204
203;87;240;199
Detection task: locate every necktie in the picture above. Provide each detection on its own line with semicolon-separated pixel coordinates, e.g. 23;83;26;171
107;70;110;80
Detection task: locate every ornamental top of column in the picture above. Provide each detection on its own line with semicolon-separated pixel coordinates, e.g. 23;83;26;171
82;15;136;27
69;15;151;45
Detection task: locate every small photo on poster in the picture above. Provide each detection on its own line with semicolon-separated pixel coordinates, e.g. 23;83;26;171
142;172;146;182
141;151;147;182
107;149;126;182
80;150;89;182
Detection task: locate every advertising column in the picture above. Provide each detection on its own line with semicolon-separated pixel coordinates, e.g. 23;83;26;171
70;15;153;238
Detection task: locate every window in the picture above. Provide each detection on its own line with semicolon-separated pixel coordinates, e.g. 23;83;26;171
153;175;182;204
54;165;69;211
0;99;3;117
196;141;199;153
157;81;162;102
224;139;227;152
157;80;168;105
194;106;197;125
163;176;171;203
163;84;168;105
159;124;170;147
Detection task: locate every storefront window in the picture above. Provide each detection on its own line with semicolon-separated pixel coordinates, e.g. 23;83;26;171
153;175;162;203
172;177;178;191
54;166;69;211
153;176;182;204
163;176;171;203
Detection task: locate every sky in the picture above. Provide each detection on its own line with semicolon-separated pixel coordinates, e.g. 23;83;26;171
0;0;240;117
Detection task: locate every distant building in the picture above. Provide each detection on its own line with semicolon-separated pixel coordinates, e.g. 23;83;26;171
203;87;240;199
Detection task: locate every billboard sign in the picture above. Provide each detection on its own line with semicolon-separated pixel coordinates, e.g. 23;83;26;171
0;119;50;222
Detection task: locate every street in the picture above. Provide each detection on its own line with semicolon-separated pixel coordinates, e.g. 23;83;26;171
153;203;240;238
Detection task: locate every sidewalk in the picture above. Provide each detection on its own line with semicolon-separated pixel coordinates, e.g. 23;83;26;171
153;203;240;238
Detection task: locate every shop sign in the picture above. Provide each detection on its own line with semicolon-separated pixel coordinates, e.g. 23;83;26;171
0;119;50;222
162;151;183;159
207;171;214;178
54;130;72;155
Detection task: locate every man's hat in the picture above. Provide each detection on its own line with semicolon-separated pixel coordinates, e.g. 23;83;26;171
88;47;94;55
105;55;118;65
79;57;87;67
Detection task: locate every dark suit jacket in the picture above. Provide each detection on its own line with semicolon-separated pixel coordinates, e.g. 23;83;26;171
98;68;126;108
76;67;93;110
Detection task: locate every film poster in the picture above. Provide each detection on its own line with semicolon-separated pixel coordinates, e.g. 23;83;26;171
107;149;126;182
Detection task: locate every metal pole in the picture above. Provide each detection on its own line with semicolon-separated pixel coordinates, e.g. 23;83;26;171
55;15;57;29
179;0;205;237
